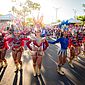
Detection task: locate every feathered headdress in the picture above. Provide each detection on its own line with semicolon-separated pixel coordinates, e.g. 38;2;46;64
33;16;43;31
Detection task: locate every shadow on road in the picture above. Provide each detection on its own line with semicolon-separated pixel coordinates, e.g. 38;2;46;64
58;74;75;85
13;70;18;85
19;69;23;85
38;74;45;85
0;67;7;81
13;69;23;85
30;74;40;85
30;73;46;85
0;67;3;72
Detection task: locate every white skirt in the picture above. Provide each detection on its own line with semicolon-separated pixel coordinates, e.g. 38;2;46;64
58;49;67;57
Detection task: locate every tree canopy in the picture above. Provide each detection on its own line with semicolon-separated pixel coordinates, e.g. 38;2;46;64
77;15;85;25
12;0;41;17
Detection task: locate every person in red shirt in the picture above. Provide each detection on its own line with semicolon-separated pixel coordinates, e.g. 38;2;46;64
68;33;79;68
77;32;83;56
26;29;49;76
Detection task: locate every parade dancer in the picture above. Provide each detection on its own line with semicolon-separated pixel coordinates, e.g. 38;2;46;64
77;31;83;56
26;29;48;76
48;32;69;75
9;30;30;71
67;34;76;68
26;16;49;76
0;33;9;68
73;33;81;61
68;32;81;68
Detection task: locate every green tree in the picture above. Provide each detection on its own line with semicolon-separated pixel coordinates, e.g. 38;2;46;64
11;0;40;27
57;19;61;22
77;15;85;25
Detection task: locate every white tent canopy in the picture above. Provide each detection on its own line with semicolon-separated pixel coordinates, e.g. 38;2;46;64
68;18;81;23
51;22;61;26
0;14;15;21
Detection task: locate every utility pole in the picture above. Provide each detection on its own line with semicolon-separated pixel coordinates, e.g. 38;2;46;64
73;9;77;18
53;7;60;22
37;9;40;20
55;8;59;20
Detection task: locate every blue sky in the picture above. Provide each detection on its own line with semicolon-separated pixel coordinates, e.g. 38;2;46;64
53;0;85;19
32;0;85;23
0;0;85;24
40;0;85;22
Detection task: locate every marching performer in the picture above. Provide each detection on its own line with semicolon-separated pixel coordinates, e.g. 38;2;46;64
77;31;83;56
26;29;48;76
9;30;30;71
0;32;9;68
67;34;76;68
68;32;80;67
48;32;69;75
26;16;49;76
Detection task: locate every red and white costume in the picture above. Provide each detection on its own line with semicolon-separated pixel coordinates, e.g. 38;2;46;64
27;16;49;76
26;34;49;76
8;34;30;71
27;37;48;56
0;33;10;67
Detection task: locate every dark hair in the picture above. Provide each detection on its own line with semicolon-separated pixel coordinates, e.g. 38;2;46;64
83;33;85;36
61;32;64;37
0;33;4;38
66;35;68;38
7;27;10;30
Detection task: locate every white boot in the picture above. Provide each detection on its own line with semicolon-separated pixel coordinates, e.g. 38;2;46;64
37;68;41;76
15;63;19;72
33;66;37;77
69;62;74;68
3;62;8;68
57;65;64;75
68;60;74;68
20;65;22;70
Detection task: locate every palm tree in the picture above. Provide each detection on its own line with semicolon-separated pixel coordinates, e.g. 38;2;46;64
77;15;85;25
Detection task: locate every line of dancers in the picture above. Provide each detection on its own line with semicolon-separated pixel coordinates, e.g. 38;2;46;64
0;18;85;76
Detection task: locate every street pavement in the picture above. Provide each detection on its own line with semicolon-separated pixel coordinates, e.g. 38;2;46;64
0;44;85;85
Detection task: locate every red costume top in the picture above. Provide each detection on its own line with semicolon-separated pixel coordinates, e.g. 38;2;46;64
83;36;85;43
77;32;83;46
26;37;49;51
0;36;9;50
68;38;72;48
8;35;30;50
68;36;78;48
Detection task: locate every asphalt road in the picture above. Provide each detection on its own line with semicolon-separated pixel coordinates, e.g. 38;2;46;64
0;44;85;85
